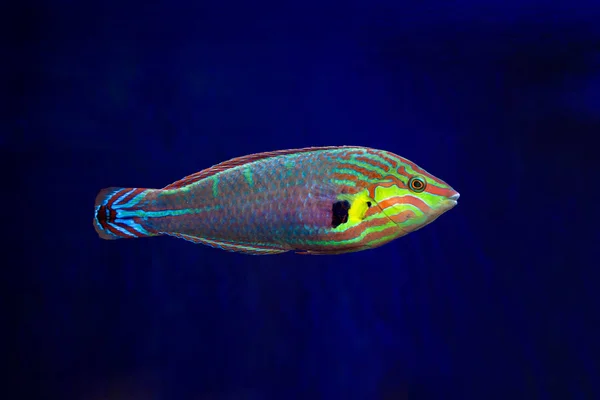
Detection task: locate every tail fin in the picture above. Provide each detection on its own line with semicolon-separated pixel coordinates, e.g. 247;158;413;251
93;187;159;240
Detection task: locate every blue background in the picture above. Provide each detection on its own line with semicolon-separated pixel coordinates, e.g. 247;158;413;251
9;1;599;399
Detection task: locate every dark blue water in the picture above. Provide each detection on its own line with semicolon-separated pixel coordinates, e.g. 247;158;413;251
10;1;599;399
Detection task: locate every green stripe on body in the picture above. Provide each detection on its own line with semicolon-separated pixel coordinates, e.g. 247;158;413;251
243;167;254;187
117;206;222;219
212;177;219;198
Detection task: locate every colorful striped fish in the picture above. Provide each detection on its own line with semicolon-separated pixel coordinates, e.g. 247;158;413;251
93;146;459;255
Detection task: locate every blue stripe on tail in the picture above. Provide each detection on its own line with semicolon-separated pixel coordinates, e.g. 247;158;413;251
93;187;158;240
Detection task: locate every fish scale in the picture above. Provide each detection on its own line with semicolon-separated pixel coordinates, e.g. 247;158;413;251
93;146;459;255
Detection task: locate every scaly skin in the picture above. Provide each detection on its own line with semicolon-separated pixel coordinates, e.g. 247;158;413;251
93;146;459;255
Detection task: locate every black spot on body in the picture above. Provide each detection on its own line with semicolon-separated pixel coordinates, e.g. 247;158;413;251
332;200;351;228
366;201;372;207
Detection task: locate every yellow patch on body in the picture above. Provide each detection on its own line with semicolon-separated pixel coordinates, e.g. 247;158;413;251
333;189;375;231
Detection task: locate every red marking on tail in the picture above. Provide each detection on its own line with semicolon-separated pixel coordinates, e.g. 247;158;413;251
93;188;121;240
93;187;156;240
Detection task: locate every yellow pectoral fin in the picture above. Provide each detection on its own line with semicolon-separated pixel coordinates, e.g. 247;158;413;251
337;190;374;224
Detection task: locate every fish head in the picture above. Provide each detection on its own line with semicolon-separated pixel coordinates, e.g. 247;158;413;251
367;157;459;236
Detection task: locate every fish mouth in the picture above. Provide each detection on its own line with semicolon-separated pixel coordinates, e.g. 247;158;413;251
443;192;460;207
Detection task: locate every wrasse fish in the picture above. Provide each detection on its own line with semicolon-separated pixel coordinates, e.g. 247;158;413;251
93;146;459;255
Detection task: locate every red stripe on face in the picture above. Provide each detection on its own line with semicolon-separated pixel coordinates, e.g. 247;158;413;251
377;195;431;214
364;206;417;225
401;159;448;186
332;211;392;241
367;185;377;199
354;156;390;172
426;185;456;198
383;174;406;187
364;206;379;218
363;202;414;224
366;175;406;199
388;209;416;224
375;151;398;168
366;178;398;199
395;166;411;179
337;163;383;180
361;225;398;244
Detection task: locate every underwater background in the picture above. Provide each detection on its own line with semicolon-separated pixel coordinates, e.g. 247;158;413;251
9;0;599;399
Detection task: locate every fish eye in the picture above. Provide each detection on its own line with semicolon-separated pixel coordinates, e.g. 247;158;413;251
408;176;426;193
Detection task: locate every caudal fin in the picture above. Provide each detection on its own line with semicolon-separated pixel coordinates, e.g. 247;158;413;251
93;187;159;240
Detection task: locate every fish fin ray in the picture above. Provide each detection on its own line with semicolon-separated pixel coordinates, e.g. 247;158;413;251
162;146;365;189
295;246;368;255
93;187;159;240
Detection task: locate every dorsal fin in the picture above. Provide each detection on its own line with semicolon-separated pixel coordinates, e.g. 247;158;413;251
162;145;363;190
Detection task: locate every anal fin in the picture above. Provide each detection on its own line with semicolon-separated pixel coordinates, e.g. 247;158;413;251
294;246;368;255
162;232;288;255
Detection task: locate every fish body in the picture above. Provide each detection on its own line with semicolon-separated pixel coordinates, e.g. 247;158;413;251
93;146;459;255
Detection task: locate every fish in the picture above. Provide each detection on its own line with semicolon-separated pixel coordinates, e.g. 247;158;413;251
93;146;459;255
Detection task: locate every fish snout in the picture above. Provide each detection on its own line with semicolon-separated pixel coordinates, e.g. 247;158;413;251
448;191;460;201
442;189;460;208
